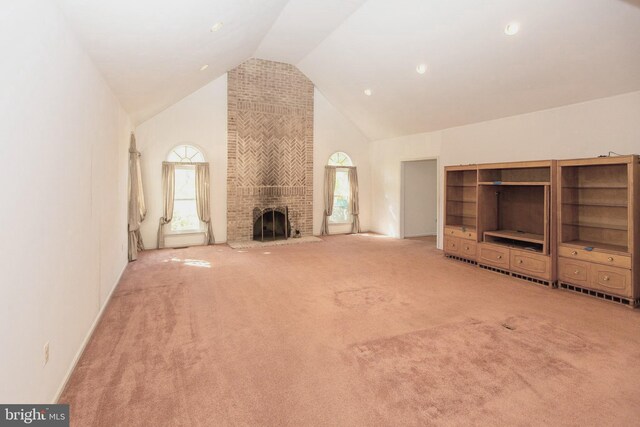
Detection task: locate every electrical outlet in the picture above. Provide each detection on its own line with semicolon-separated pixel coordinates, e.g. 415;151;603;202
43;342;49;366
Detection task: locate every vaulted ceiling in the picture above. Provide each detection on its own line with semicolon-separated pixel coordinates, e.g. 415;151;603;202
58;0;640;140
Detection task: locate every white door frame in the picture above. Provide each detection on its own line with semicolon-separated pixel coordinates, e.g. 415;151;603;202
400;157;439;244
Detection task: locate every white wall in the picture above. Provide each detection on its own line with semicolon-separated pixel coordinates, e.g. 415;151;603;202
371;91;640;247
0;1;131;403
135;75;228;247
136;82;372;244
371;133;442;238
402;160;438;237
314;88;371;235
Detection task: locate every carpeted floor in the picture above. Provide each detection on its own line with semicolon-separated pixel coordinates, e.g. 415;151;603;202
60;234;640;426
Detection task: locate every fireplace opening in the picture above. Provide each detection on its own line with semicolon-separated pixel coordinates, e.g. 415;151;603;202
253;207;291;242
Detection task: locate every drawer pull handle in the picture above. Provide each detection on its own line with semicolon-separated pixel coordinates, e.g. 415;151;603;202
518;259;523;264
603;276;610;281
571;251;578;256
608;257;614;262
574;270;580;275
497;255;502;259
465;246;470;250
450;231;454;234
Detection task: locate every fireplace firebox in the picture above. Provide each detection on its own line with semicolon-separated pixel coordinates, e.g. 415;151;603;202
253;207;291;242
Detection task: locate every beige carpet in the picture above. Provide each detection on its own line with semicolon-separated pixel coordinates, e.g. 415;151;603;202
227;235;322;249
60;234;640;426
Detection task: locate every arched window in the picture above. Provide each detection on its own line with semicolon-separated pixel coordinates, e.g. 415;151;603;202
167;145;205;163
328;152;353;224
167;145;205;232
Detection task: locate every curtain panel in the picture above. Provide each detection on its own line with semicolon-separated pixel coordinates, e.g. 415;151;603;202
349;167;361;234
195;163;215;245
128;133;147;261
157;162;175;248
321;166;337;235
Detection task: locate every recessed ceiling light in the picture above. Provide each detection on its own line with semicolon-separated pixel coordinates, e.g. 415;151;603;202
210;22;224;32
364;89;372;96
200;64;209;71
416;64;427;74
504;22;520;36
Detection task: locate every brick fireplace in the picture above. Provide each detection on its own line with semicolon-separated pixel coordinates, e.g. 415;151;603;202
227;58;314;242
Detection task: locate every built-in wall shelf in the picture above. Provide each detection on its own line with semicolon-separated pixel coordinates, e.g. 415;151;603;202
562;221;628;231
558;155;639;305
444;165;479;263
478;181;550;186
562;202;628;207
443;156;640;307
561;240;628;254
447;225;477;232
563;185;628;189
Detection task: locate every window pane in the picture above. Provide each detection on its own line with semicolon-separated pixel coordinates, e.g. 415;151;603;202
330;170;350;223
171;199;200;231
174;167;196;199
166;145;205;163
328;151;353;167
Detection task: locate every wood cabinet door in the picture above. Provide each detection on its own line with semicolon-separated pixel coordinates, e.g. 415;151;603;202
558;257;589;287
589;264;632;297
478;243;510;269
444;236;461;255
511;249;551;280
460;240;477;260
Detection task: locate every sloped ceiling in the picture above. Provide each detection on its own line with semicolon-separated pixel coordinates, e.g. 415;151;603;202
57;0;640;140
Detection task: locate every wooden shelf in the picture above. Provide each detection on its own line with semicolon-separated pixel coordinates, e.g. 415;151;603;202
562;201;628;207
446;225;477;232
478;181;550;186
448;199;477;203
447;184;476;188
561;240;629;254
484;230;544;245
562;222;628;231
562;185;628;189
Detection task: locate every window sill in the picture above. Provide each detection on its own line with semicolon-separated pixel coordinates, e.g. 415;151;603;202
329;221;352;225
167;230;205;236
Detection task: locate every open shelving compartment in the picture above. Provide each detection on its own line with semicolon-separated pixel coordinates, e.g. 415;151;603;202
445;166;478;232
559;162;629;254
478;162;553;255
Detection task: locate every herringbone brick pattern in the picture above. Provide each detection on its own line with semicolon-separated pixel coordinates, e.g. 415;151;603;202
227;58;314;242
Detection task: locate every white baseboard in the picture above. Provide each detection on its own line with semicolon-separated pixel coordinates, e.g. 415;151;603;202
52;261;128;403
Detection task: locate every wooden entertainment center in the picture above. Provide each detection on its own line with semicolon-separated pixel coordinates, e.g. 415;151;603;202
444;156;639;307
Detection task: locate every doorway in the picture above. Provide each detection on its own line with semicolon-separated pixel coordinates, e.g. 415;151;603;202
401;159;438;244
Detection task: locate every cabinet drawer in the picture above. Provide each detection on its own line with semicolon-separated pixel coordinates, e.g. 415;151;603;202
478;243;510;269
558;257;590;287
444;227;477;241
558;246;631;269
444;236;461;255
589;264;632;297
510;250;551;280
460;240;477;260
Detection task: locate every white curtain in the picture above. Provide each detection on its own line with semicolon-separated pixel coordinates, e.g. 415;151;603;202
349;167;361;234
321;166;337;235
128;133;146;261
157;162;175;248
195;163;215;245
